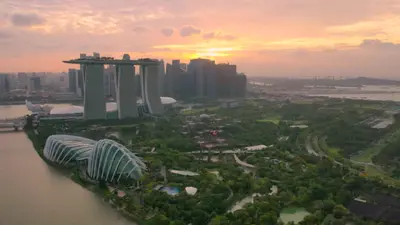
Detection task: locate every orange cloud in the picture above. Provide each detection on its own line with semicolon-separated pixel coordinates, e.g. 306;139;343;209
0;0;400;77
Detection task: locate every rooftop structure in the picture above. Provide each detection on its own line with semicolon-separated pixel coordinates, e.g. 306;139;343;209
63;58;159;66
45;97;176;116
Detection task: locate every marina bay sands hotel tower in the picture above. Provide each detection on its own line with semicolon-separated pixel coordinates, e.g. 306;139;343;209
64;53;163;120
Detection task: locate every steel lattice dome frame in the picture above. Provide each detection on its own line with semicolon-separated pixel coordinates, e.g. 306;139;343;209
43;135;95;164
43;135;146;182
87;139;146;182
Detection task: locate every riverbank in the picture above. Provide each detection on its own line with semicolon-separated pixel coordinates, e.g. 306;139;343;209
0;99;83;106
25;129;142;225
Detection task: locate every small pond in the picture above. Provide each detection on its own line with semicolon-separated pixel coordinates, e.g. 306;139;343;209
160;186;180;196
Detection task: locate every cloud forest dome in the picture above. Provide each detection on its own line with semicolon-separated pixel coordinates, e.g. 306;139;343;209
43;135;146;182
87;139;147;182
43;135;96;165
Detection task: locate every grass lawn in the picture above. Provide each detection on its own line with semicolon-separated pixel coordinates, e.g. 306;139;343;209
292;120;309;125
318;137;341;157
364;165;400;186
355;104;383;110
351;146;380;163
182;106;220;115
349;128;400;186
351;129;400;163
256;115;281;124
291;100;314;104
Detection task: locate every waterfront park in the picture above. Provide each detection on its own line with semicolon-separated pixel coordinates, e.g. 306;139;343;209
25;97;400;225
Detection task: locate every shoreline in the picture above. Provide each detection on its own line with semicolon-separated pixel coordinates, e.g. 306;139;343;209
0;100;83;106
25;129;143;225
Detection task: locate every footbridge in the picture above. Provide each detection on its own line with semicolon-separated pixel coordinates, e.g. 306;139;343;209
0;117;26;130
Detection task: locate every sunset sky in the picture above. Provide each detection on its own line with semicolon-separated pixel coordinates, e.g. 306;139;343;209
1;0;400;77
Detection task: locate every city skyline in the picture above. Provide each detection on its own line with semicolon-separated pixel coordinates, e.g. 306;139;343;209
1;0;400;77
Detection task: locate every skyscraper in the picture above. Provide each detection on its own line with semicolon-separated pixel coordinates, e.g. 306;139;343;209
79;53;86;97
216;63;237;98
64;53;164;120
140;64;163;115
82;63;106;119
233;73;247;97
29;76;41;92
68;69;77;93
17;72;28;90
115;54;137;118
104;66;116;98
76;70;84;97
0;73;10;98
180;63;187;71
158;60;165;96
188;58;217;98
165;60;183;97
160;59;248;100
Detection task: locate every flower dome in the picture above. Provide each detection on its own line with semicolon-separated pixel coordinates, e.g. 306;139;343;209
87;139;146;182
43;135;96;164
43;135;146;183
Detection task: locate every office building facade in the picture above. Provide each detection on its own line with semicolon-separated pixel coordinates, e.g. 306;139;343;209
158;60;165;96
163;59;246;100
140;65;163;115
82;64;106;120
115;54;138;118
0;74;10;98
68;69;77;93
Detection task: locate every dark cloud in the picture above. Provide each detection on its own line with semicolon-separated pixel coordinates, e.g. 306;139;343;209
359;39;399;50
0;29;13;39
10;13;45;27
161;27;174;36
203;32;236;40
180;25;201;37
133;26;149;33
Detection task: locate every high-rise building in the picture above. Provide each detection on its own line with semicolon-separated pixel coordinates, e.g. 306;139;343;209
0;73;10;98
17;72;28;90
82;64;106;119
180;63;187;71
165;60;183;97
7;74;18;90
76;70;84;97
79;53;86;97
68;69;77;93
104;66;116;98
216;63;237;98
140;65;163;115
187;58;217;98
158;60;165;96
234;73;247;97
64;53;166;119
165;60;193;98
29;76;41;92
114;54;138;118
161;59;247;100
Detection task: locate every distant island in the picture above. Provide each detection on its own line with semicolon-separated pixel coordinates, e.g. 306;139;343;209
251;76;400;88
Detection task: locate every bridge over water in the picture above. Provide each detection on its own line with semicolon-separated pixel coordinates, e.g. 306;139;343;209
0;116;26;130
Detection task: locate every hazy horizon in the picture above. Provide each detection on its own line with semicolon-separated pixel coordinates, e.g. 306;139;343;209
1;0;400;77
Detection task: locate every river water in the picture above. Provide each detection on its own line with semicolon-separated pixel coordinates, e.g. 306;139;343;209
0;105;135;225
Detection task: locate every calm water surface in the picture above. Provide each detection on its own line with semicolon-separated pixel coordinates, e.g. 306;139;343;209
0;105;135;225
308;93;400;101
